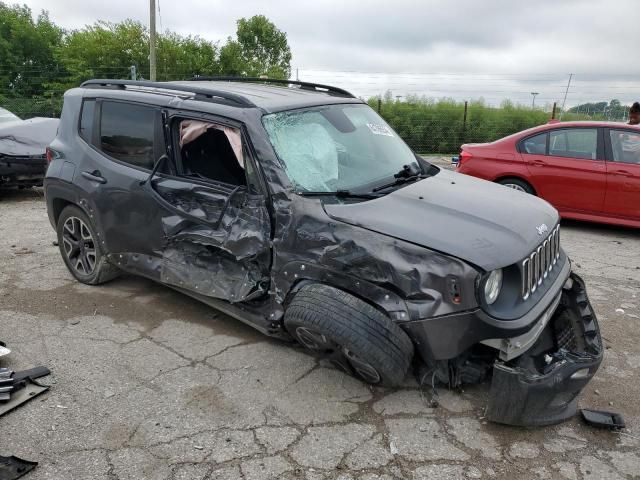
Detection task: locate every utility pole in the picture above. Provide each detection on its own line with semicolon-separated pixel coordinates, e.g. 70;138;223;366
296;68;299;81
531;92;539;108
559;73;573;120
149;0;157;81
462;100;468;143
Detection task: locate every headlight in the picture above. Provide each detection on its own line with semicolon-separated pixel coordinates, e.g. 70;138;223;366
484;269;503;305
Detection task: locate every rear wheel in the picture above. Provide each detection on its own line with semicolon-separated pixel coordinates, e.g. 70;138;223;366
284;284;414;386
56;205;120;285
497;177;535;194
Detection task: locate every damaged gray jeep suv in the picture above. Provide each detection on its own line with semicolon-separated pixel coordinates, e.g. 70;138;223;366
45;78;602;426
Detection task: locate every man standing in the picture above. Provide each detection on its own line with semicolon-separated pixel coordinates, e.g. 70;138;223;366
616;102;640;163
628;102;640;125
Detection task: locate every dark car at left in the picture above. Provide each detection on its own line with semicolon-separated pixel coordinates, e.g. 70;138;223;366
0;106;59;188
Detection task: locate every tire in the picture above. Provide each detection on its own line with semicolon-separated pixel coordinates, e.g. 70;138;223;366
56;205;120;285
284;284;414;387
497;177;535;195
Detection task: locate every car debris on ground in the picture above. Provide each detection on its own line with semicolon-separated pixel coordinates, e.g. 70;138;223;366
0;341;9;358
0;365;51;414
581;408;626;430
0;455;37;480
0;341;50;479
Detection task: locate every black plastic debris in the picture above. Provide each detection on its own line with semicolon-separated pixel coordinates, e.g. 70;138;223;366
0;366;51;416
0;456;37;480
581;408;626;430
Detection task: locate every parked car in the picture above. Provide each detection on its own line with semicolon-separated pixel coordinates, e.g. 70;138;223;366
0;107;59;188
455;120;640;228
44;78;602;426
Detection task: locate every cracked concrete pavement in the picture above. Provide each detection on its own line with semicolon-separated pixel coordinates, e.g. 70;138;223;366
1;187;639;480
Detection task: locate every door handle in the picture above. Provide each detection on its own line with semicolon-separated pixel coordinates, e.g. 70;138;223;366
611;169;632;177
81;170;107;184
531;159;546;167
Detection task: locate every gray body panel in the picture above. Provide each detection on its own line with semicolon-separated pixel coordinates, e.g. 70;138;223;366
325;169;559;271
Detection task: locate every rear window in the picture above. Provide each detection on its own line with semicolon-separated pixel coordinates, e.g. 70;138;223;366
521;133;547;155
79;100;95;143
99;101;156;169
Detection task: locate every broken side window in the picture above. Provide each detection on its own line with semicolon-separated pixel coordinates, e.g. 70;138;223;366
176;119;246;187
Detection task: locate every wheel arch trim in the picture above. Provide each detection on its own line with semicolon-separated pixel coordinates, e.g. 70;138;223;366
277;261;410;322
45;182;108;252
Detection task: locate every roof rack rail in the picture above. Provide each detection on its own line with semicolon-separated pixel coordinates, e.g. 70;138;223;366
188;76;356;98
80;79;256;107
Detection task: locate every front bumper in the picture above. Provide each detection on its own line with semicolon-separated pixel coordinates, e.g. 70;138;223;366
486;272;602;426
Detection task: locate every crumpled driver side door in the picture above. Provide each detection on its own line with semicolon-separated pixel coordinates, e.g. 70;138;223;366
143;163;272;303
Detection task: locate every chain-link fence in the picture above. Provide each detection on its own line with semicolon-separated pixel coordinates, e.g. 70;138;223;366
1;67;633;155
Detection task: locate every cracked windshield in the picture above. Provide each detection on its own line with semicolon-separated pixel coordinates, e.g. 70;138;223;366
263;104;420;192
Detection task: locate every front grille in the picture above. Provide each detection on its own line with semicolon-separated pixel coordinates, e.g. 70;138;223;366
521;225;560;300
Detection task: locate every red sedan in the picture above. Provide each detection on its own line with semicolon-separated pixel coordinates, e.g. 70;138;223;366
456;121;640;228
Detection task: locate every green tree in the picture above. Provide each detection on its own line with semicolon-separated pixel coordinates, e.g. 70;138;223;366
219;15;291;78
55;20;221;87
156;31;219;80
0;2;63;97
218;37;245;76
55;20;149;88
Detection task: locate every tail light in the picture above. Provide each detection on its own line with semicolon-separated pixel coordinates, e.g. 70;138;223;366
46;147;61;163
459;150;473;166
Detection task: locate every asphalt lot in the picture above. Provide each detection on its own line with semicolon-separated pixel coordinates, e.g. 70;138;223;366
1;185;639;480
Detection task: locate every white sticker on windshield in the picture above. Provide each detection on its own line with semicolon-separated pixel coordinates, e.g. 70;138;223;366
367;123;394;137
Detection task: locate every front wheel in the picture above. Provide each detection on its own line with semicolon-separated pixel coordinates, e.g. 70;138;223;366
56;205;120;285
284;284;414;386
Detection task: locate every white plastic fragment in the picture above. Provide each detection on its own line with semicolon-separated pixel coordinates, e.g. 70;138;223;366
389;440;398;455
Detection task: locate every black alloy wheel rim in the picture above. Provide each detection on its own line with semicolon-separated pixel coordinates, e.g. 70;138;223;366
62;216;97;275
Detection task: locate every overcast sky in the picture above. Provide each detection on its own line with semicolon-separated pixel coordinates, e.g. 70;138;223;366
19;0;640;108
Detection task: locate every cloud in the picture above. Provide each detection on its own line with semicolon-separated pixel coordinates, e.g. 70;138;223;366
19;0;640;105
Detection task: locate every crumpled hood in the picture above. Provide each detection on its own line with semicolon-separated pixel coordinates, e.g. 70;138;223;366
324;169;559;271
0;117;59;157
